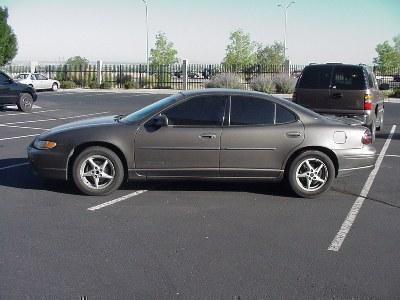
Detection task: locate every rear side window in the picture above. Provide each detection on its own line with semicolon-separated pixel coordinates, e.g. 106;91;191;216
275;104;297;124
230;96;275;126
0;72;10;83
333;67;365;90
297;66;332;89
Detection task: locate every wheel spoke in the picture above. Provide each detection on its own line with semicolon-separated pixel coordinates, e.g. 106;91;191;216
306;177;311;189
101;172;113;180
314;176;326;184
94;177;99;188
82;171;93;177
297;172;308;178
315;164;324;174
101;160;109;170
88;158;99;168
305;160;313;171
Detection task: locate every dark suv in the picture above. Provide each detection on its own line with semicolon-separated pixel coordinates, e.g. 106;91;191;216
0;71;37;112
293;63;388;141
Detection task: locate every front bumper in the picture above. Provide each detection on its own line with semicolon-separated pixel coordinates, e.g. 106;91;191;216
336;145;377;177
27;144;68;180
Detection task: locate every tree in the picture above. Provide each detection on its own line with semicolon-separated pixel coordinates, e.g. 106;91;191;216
223;29;256;68
150;32;179;65
65;56;89;67
256;41;285;69
0;6;18;67
373;35;400;73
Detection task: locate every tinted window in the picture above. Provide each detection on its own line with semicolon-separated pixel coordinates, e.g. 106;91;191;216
0;72;10;83
333;67;365;90
165;96;226;126
230;96;275;126
298;66;332;89
276;104;297;124
367;71;375;89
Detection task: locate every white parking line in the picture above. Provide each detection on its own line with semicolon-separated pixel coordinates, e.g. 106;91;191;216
3;112;109;125
0;162;29;171
0;109;60;117
328;125;397;252
385;154;400;158
87;190;148;211
0;134;40;141
0;124;48;130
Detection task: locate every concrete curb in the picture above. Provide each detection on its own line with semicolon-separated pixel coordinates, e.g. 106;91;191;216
57;88;179;94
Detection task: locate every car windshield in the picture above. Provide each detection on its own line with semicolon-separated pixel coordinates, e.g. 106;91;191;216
121;94;181;123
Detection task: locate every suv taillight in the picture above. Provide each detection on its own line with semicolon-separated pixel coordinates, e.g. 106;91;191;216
362;129;372;145
364;94;372;110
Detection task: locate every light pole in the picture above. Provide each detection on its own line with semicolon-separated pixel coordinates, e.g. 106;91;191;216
277;1;295;60
142;0;149;76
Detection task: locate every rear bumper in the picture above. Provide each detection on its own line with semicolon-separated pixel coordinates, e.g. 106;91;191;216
27;144;67;180
336;145;377;177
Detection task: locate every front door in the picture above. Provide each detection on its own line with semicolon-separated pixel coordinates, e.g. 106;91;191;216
134;95;227;177
0;73;15;105
220;96;304;178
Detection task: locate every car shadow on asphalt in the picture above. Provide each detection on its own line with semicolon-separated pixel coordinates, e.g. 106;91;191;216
0;158;80;195
376;131;399;141
0;158;294;197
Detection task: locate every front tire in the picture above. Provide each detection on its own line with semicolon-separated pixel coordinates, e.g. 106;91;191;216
17;93;33;112
72;147;124;196
287;151;335;198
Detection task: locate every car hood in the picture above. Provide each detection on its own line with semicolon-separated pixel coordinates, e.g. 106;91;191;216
45;115;120;135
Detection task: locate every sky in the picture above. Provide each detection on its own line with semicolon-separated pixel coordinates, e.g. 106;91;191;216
1;0;400;65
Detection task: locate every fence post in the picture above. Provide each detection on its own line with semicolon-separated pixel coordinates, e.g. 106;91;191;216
96;60;103;86
284;59;290;74
30;61;38;73
182;59;188;90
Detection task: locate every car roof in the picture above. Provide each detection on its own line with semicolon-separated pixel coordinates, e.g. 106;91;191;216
306;63;364;69
180;88;274;98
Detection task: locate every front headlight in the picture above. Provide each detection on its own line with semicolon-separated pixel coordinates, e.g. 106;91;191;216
33;140;57;150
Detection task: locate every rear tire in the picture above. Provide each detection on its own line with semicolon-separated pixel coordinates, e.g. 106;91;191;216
287;151;335;198
376;111;384;131
52;83;58;91
17;93;33;112
72;146;124;196
369;119;376;142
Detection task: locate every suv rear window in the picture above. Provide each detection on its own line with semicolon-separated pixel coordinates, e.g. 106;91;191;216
333;66;365;90
297;66;332;89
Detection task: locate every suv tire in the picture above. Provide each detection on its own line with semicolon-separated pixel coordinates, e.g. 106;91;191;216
17;93;33;112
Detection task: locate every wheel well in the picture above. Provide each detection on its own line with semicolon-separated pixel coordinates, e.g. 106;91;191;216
67;142;128;181
284;146;339;177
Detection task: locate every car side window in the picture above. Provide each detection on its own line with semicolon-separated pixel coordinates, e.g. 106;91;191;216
37;74;47;80
297;66;332;89
230;96;275;126
31;75;36;80
164;96;226;126
367;72;375;89
275;104;297;124
333;67;365;90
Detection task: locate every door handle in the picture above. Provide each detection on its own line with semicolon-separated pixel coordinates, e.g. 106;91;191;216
286;131;302;138
332;93;343;99
199;133;217;139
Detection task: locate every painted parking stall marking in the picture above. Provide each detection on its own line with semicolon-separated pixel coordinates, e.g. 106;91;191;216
328;125;397;252
0;134;40;142
0;109;60;117
0;162;30;171
87;190;148;211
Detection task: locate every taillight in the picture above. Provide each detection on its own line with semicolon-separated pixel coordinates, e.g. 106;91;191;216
361;129;372;145
364;94;372;110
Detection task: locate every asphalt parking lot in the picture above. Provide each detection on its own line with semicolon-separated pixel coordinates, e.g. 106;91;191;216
1;90;399;299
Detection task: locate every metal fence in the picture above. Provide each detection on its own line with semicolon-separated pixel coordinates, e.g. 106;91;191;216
2;63;400;90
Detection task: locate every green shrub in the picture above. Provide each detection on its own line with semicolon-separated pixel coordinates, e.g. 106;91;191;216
88;81;99;89
272;74;297;93
117;75;133;85
139;75;156;88
250;75;276;93
124;81;139;89
205;73;242;89
100;82;113;89
60;81;76;89
391;88;400;98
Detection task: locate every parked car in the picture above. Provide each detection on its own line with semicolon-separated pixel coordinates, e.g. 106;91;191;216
393;74;400;82
293;63;389;141
28;89;377;198
15;73;60;91
0;71;38;112
173;70;201;79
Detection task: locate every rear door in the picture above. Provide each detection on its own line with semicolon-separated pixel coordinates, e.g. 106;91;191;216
329;66;366;112
295;65;332;110
220;96;304;178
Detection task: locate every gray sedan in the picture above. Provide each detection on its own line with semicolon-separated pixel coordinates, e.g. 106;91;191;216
28;89;377;198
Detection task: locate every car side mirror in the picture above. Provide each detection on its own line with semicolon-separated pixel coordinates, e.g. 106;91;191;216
152;114;169;127
8;78;13;84
379;83;390;90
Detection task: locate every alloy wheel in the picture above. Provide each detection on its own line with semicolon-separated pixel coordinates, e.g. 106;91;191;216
79;155;115;190
295;158;329;192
